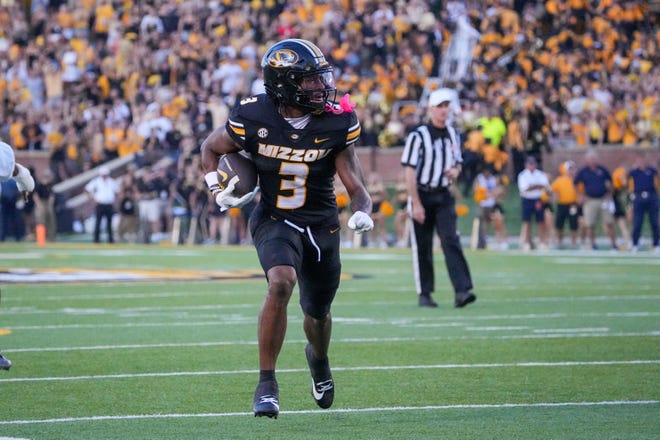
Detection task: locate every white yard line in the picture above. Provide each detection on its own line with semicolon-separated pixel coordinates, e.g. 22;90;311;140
3;295;659;316
5;321;253;330
0;400;657;425
27;292;225;301
0;360;658;384
551;257;660;265
3;332;660;353
4;310;659;331
3;304;256;315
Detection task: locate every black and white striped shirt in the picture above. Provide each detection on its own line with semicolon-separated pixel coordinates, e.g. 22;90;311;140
401;124;463;189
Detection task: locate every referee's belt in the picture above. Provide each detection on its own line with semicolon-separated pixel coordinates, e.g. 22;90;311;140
418;184;449;193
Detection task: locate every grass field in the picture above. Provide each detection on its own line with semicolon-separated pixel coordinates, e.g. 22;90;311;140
0;243;658;439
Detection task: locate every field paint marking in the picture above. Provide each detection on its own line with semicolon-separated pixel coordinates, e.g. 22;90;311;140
5;311;658;332
551;257;660;265
1;360;658;383
3;304;256;315
464;326;530;331
5;294;660;309
5;331;660;353
3;296;660;318
6;321;254;330
532;328;609;334
30;292;225;301
0;400;657;425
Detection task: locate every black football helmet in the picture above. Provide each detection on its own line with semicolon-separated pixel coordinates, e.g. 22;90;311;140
261;39;336;113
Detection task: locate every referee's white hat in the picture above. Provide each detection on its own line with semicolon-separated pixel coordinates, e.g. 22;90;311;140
428;88;454;107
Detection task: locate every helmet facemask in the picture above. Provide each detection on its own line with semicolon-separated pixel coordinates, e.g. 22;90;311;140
287;67;337;112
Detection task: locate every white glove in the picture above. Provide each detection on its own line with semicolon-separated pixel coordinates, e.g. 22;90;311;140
14;163;35;192
215;178;258;211
205;172;257;212
348;211;374;233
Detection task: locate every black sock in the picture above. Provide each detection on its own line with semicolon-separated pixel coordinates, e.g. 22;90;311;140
259;370;276;383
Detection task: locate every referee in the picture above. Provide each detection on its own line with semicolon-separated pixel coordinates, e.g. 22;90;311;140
401;88;476;308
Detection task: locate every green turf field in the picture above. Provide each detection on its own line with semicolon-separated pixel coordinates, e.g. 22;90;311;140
0;243;658;439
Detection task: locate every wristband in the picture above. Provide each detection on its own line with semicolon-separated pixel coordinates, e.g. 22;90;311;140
204;171;219;187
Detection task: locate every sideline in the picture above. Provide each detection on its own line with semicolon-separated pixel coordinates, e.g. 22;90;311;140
0;400;657;425
1;359;658;383
4;331;660;353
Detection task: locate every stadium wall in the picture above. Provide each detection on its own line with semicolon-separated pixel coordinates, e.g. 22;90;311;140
16;145;660;188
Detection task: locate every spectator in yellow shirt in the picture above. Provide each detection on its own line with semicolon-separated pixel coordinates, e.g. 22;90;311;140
550;161;582;249
612;165;631;248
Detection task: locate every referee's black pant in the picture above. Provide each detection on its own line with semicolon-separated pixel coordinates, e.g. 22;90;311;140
94;203;115;243
410;188;473;296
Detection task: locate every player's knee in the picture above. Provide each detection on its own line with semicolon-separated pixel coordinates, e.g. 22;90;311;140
302;303;331;320
267;266;297;299
304;310;330;323
268;278;295;297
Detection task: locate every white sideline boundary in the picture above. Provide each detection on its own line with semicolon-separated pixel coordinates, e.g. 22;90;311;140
4;310;659;331
4;294;659;311
4;331;660;354
0;360;658;384
0;400;657;425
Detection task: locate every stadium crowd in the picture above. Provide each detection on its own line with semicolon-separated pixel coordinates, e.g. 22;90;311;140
0;0;658;247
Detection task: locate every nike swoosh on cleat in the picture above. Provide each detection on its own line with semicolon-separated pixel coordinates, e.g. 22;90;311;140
311;379;334;401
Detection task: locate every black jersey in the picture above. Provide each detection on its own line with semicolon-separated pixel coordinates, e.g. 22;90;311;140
226;94;361;226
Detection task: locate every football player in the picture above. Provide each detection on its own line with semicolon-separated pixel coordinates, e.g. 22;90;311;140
0;140;35;200
201;39;373;418
0;140;35;371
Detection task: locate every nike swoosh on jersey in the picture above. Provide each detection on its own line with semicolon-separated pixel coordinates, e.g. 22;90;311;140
330;227;340;234
314;137;330;144
312;379;334;401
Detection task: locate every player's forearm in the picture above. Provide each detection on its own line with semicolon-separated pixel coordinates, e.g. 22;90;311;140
200;130;224;172
349;188;372;214
200;127;239;172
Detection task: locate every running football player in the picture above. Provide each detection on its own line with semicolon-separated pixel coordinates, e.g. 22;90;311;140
201;39;373;418
1;140;36;371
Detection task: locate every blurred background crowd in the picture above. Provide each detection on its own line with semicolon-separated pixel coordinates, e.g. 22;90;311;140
0;0;658;247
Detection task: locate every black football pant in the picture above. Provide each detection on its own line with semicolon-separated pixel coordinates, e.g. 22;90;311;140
409;189;473;296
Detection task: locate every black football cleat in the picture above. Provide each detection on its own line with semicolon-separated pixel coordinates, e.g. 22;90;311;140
305;344;334;409
418;295;438;308
0;354;11;370
455;291;477;308
253;380;279;418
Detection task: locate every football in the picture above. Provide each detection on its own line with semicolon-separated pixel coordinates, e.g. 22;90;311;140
217;152;258;197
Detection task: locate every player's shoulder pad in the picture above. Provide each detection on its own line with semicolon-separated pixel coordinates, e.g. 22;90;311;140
316;107;359;132
230;94;276;122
